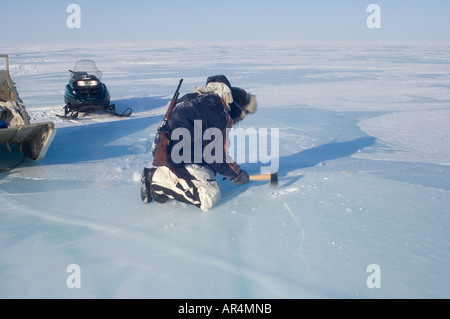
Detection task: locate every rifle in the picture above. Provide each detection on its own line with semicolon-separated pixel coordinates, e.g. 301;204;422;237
152;78;183;167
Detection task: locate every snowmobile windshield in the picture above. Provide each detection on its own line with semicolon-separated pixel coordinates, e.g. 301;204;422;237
70;60;103;81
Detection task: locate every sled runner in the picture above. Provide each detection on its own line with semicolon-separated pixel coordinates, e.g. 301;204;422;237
60;60;132;119
0;54;56;168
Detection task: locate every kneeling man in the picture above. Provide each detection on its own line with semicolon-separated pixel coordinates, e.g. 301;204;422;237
141;75;257;211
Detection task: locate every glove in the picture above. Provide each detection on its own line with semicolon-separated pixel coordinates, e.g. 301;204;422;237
230;170;249;185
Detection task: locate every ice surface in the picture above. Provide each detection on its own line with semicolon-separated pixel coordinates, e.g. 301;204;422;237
0;43;449;298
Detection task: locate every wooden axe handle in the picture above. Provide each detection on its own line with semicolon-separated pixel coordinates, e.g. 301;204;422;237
249;173;278;185
249;173;272;181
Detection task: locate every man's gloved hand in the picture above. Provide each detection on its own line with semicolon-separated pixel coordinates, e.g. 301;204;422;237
231;170;249;185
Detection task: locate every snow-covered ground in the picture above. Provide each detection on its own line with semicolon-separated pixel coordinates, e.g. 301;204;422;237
0;43;449;298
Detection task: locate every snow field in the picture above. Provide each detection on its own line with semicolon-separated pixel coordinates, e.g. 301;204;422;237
0;43;449;298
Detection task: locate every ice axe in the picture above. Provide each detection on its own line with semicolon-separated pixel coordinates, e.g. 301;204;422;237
249;172;278;186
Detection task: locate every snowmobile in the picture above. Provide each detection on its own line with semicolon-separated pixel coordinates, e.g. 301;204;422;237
0;54;56;170
61;60;131;119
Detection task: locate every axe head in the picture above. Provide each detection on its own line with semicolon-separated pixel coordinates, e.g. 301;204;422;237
270;172;278;186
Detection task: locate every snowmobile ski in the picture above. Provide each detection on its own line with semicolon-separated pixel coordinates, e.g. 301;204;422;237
56;103;132;120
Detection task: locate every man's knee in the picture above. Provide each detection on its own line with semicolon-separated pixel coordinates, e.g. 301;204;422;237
185;165;221;211
150;165;221;211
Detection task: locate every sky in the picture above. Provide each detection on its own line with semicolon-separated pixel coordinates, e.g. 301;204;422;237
1;0;450;45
